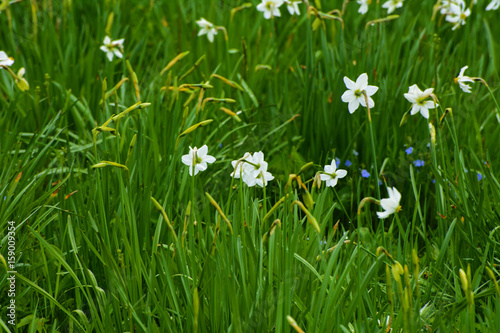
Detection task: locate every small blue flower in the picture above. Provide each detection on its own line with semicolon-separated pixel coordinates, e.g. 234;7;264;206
219;143;223;148
353;149;359;156
335;157;340;167
345;160;352;167
378;180;383;185
432;179;436;184
361;169;370;178
477;173;482;181
413;160;425;167
405;147;413;155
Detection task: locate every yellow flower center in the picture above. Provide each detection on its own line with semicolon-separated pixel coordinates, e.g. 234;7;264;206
416;96;427;105
354;89;362;97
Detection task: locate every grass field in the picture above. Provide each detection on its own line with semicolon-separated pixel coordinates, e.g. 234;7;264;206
1;0;500;332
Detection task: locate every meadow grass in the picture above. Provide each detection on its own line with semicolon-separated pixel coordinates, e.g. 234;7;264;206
1;0;500;332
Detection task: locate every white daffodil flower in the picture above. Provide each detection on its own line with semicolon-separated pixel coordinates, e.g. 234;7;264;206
242;152;274;187
377;187;402;219
319;160;347;188
404;84;438;119
230;152;254;179
486;0;499;10
445;1;470;30
257;0;284;19
196;18;218;43
357;0;369;14
181;145;216;176
284;0;300;15
341;73;379;114
455;66;475;93
382;0;404;14
0;51;14;67
100;36;125;62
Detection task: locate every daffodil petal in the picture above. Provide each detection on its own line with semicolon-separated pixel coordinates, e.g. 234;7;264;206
341;90;355;103
204;155;216;164
365;85;378;96
336;169;347;178
420;106;429;119
343;76;356;90
348;99;360;114
356;73;368;90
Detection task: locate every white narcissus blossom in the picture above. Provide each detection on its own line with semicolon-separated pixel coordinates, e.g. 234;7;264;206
319;160;347;188
284;0;300;15
341;73;379;114
100;36;125;62
382;0;404;14
196;18;218;43
357;0;369;14
257;0;284;19
404;84;438;119
0;51;14;67
455;66;475;93
486;0;499;10
230;152;254;179
241;152;274;187
377;187;402;219
445;0;470;30
181;145;216;176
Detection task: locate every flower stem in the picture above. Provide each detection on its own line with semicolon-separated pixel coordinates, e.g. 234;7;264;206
477;79;500;121
363;92;381;201
333;188;351;224
262;171;268;220
191;167;196;227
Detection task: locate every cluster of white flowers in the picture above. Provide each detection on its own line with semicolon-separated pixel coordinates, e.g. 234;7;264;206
230;151;274;187
341;73;439;120
341;67;478;119
256;0;301;19
179;145;404;219
439;0;471;30
100;36;125;61
181;147;274;187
